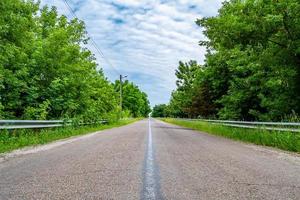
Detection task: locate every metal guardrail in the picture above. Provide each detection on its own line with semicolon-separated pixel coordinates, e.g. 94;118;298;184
0;120;108;130
180;118;300;133
201;119;300;126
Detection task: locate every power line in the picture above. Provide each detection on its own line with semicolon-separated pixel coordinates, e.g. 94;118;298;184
89;38;120;75
62;0;127;119
62;0;121;76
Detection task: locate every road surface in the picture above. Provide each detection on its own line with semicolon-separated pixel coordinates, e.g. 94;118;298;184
0;119;299;199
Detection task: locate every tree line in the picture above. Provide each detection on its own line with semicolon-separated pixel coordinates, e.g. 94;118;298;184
0;0;150;121
153;0;300;121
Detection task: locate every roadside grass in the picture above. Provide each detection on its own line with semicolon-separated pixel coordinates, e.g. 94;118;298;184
161;118;300;153
0;118;141;154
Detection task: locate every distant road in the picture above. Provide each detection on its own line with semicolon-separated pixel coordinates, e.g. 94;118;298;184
0;119;299;199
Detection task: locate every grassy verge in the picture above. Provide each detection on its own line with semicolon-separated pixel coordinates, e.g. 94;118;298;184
0;118;141;154
161;118;300;153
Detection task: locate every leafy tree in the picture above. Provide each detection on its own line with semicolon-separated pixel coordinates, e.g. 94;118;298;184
0;0;149;122
0;0;39;118
162;0;300;121
176;60;200;91
196;0;300;120
114;80;151;117
168;61;201;118
152;104;168;118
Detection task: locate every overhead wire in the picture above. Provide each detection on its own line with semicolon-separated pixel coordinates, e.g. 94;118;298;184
62;0;121;76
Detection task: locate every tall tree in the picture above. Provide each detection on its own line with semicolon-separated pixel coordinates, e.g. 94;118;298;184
168;61;201;118
0;0;39;118
152;104;168;118
0;0;150;122
196;0;300;120
161;0;300;121
114;80;151;117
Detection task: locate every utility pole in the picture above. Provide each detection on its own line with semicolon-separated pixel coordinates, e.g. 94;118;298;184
119;75;127;118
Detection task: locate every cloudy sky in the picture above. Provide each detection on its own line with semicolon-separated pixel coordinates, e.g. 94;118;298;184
40;0;223;106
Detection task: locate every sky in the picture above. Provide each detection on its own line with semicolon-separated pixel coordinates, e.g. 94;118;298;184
40;0;223;107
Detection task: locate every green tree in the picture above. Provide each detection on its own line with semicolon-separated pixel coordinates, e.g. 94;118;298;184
0;0;132;122
196;0;300;120
114;80;151;117
168;60;201;118
152;104;168;118
0;0;39;118
164;0;300;121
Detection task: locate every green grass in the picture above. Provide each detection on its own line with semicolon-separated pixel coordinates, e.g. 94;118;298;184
161;118;300;153
0;118;141;154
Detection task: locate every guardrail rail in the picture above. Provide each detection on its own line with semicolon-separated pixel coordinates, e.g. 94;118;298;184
0;120;108;130
180;118;300;133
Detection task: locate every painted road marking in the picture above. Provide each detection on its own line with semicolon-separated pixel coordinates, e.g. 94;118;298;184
141;118;162;200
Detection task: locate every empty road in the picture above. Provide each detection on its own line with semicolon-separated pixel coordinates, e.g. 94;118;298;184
0;119;299;200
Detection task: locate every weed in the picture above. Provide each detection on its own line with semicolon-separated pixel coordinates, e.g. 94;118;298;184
0;119;140;153
162;119;300;153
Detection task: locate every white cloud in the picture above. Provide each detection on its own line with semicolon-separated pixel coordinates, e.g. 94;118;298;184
40;0;223;106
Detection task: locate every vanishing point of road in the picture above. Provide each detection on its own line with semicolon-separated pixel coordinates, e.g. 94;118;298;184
0;119;299;200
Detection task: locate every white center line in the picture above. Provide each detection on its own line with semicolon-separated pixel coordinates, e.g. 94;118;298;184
142;117;161;200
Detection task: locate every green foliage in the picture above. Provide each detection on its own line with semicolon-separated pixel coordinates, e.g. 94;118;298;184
196;0;300;120
23;100;50;120
175;60;199;91
114;80;151;117
167;61;202;118
152;104;168;117
0;0;149;122
157;0;300;121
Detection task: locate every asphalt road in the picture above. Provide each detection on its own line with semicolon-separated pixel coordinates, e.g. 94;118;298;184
0;119;299;200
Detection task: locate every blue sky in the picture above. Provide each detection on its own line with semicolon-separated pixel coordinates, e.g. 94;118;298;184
40;0;223;107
